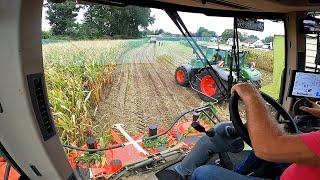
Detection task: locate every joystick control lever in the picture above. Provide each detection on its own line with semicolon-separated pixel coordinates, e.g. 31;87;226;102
191;121;215;137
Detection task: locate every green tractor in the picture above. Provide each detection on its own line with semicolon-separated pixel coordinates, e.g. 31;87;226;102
175;46;262;101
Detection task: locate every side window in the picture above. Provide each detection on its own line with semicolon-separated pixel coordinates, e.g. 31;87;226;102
305;35;318;71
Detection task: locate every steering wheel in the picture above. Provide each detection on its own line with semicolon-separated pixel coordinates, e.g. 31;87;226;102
229;91;299;147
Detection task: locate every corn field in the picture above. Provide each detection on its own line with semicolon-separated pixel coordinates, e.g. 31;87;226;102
43;39;146;148
246;49;273;72
42;39;276;153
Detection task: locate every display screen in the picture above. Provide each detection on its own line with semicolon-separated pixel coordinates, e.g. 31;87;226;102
302;17;320;34
290;71;320;99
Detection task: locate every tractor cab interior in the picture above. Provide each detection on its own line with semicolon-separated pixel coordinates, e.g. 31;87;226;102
1;0;320;179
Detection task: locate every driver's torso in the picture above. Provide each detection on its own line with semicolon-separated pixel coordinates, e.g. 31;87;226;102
281;131;320;180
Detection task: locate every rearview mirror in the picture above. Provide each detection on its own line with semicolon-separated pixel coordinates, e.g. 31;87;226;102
236;18;264;32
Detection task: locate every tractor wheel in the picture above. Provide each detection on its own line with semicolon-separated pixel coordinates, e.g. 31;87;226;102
195;70;224;102
175;66;189;87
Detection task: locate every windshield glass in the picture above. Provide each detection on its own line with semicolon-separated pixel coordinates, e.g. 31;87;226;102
41;2;285;178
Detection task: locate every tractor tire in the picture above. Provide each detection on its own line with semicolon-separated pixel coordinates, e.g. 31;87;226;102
195;69;225;102
175;66;190;87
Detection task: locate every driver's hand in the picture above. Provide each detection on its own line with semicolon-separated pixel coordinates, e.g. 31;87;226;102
231;83;262;104
300;102;320;118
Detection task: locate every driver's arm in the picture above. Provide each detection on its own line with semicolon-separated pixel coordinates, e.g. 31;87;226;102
232;83;320;166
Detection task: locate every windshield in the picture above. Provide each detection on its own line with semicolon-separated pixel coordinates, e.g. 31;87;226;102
40;2;285;179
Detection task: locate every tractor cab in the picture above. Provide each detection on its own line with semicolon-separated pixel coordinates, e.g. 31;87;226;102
196;46;242;66
1;0;320;180
205;47;258;80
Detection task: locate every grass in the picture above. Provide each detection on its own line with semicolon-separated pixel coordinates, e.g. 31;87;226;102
261;35;285;99
43;39;147;148
142;136;169;148
155;41;194;65
76;151;106;166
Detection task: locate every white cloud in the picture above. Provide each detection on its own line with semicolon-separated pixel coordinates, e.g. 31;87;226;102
42;5;50;31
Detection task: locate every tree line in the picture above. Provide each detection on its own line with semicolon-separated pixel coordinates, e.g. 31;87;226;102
43;1;274;43
144;27;273;44
155;27;273;44
44;1;155;39
220;29;273;44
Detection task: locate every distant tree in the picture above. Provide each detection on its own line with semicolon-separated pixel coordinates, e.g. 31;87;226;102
263;36;274;43
221;29;232;42
155;29;165;35
242;34;259;42
195;27;217;37
248;35;259;40
242;32;248;40
45;1;80;36
42;31;53;39
81;5;111;38
141;29;154;36
83;5;155;38
221;29;243;42
163;32;172;36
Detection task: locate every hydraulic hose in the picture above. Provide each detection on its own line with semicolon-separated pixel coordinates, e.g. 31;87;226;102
62;143;124;152
62;105;211;152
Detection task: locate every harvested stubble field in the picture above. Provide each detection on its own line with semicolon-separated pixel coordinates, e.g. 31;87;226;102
95;42;203;135
43;39;274;147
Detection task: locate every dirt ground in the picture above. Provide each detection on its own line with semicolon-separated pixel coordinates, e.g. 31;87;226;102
95;42;274;136
95;43;203;135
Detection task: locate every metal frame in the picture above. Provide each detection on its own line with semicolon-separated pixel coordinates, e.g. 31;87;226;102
2;1;310;179
80;0;285;19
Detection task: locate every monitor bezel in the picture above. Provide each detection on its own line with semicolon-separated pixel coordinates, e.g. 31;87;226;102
288;70;320;100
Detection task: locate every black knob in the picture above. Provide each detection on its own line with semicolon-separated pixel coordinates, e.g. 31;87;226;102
191;121;206;133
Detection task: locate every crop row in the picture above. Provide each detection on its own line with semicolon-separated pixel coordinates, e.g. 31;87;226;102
43;39;147;149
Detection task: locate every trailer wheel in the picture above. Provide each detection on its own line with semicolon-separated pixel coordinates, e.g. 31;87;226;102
175;66;189;87
195;70;224;102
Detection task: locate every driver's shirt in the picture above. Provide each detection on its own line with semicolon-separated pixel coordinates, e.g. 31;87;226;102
281;131;320;180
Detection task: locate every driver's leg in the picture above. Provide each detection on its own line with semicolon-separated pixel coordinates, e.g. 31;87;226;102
175;129;243;177
174;135;217;176
191;165;265;180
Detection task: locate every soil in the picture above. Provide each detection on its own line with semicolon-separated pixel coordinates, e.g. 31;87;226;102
95;43;202;135
95;42;274;136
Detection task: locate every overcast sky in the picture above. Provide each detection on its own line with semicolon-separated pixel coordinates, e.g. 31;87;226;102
42;7;284;39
